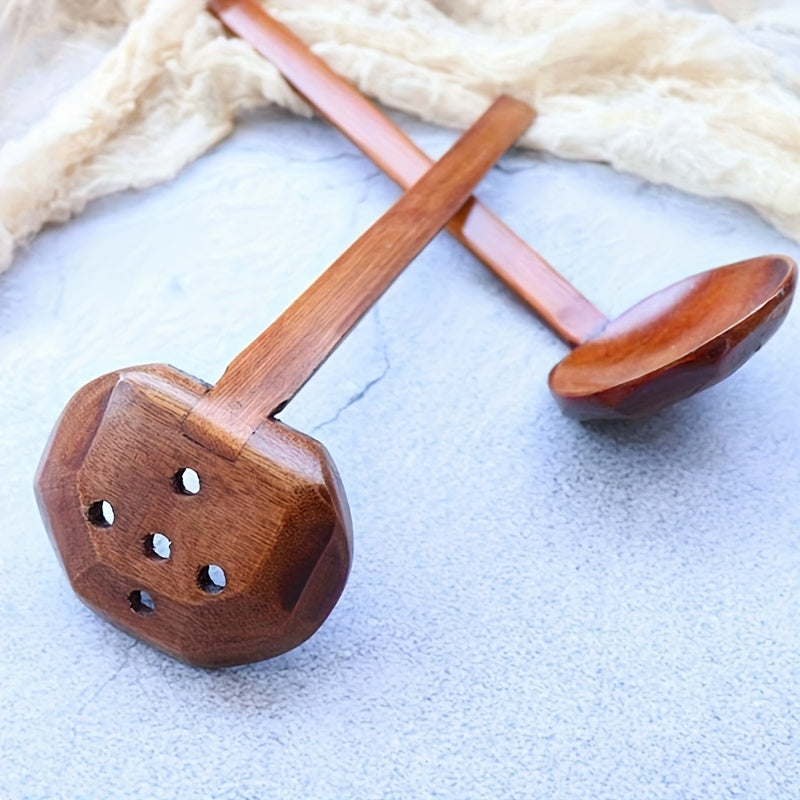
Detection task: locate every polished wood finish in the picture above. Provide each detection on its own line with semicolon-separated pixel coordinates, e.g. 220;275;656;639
209;0;606;347
35;96;533;667
549;256;797;419
209;0;797;421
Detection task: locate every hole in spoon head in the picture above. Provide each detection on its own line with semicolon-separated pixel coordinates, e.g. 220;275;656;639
87;500;115;528
129;589;155;615
145;533;172;560
174;467;200;495
198;565;226;594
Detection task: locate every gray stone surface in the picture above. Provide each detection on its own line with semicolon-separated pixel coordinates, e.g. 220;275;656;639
2;106;798;799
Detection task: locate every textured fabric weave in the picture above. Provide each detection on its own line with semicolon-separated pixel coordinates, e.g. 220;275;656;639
1;0;799;274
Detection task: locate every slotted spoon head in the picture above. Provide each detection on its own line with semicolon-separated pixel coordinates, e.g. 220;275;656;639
35;364;352;668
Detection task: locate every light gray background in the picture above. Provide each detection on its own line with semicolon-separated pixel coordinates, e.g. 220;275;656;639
1;107;798;799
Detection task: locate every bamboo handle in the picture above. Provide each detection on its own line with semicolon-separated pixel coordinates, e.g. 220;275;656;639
208;0;607;346
183;95;535;459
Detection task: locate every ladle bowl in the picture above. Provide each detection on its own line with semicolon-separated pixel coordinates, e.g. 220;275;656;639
548;255;796;419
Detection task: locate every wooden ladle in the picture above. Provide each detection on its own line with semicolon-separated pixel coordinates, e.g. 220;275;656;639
35;96;534;667
211;0;797;420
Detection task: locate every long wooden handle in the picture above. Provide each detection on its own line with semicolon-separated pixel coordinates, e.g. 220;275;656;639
208;0;607;347
183;95;535;459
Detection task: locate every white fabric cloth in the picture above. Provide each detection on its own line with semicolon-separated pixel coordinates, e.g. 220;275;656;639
1;0;800;275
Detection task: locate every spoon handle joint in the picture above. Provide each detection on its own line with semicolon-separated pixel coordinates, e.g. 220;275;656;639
183;95;534;459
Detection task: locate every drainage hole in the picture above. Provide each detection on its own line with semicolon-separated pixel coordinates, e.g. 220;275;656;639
174;467;201;495
87;500;115;528
145;533;172;560
129;589;155;615
198;565;226;594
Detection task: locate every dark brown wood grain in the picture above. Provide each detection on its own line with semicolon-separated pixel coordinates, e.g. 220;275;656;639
36;365;351;668
208;0;607;347
35;95;533;667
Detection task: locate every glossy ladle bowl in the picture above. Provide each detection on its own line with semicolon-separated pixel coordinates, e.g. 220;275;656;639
549;255;796;419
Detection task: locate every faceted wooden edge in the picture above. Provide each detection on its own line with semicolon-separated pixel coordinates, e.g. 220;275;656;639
34;364;353;668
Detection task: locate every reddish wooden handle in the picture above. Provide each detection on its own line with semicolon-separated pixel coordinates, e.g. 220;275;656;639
183;95;535;459
208;0;607;346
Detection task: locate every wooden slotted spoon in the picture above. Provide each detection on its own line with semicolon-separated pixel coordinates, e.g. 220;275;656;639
36;96;534;667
